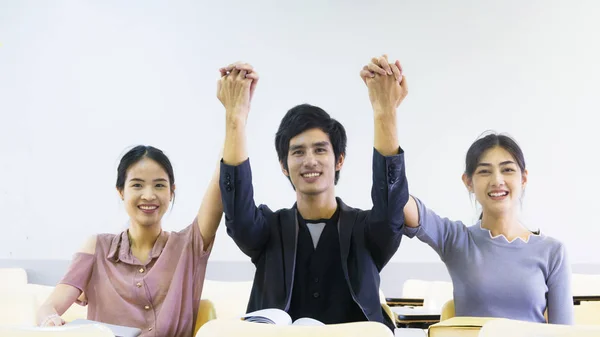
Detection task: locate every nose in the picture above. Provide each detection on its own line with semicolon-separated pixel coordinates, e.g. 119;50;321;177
141;187;157;201
303;151;318;168
490;171;505;187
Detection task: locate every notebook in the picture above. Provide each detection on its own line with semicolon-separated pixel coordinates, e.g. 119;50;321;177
68;319;142;337
427;317;496;337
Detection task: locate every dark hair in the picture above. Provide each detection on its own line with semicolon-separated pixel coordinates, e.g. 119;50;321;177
275;104;347;187
465;132;526;219
116;145;175;195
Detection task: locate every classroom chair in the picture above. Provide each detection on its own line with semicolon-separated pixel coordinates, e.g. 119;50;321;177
440;299;455;321
194;299;217;335
0;287;37;325
0;268;28;287
200;280;253;319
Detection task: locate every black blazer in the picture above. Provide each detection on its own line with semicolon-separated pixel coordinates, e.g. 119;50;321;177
219;148;409;327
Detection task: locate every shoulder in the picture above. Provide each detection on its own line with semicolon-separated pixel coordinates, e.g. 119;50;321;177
77;235;98;254
540;234;568;257
80;233;120;254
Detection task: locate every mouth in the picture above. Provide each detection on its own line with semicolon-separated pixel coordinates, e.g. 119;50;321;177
301;172;321;182
487;191;509;200
138;204;159;214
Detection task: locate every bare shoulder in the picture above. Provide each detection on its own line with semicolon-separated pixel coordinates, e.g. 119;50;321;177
77;235;98;254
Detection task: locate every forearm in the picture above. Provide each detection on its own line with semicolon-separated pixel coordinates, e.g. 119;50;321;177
37;284;81;325
197;162;224;249
373;108;400;156
222;114;248;166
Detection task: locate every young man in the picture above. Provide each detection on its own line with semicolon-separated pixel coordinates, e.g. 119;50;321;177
217;56;408;329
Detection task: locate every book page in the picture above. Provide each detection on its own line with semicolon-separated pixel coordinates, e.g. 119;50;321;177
291;317;325;326
241;308;292;325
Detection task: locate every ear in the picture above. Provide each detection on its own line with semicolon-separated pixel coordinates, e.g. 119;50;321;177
171;184;176;201
462;173;473;193
117;187;124;200
335;153;345;171
521;169;528;189
280;161;289;177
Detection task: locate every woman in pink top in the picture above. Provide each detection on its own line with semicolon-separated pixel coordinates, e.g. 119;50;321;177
36;145;224;337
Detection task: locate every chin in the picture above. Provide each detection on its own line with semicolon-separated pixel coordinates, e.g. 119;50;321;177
298;188;327;196
136;218;161;227
484;205;513;217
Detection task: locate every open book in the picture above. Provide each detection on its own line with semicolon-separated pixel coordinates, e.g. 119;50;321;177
241;309;325;326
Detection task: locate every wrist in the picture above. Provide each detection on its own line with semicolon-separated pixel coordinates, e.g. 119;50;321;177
39;313;60;326
372;105;397;117
225;113;247;129
373;108;397;121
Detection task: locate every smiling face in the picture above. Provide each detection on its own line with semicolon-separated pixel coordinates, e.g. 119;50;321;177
463;146;528;218
118;157;174;228
281;128;344;197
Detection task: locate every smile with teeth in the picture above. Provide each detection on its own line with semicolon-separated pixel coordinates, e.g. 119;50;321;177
302;172;321;178
139;205;158;210
488;191;508;197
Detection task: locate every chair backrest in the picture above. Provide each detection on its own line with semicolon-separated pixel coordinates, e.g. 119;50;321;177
574;301;600;325
194;299;217;335
440;299;455;321
0;287;37;326
0;268;28;287
378;289;396;324
401;279;453;311
0;324;114;337
571;274;600;325
572;274;600;296
201;280;253;319
479;318;600;337
196;320;394;337
423;281;453;311
401;279;431;299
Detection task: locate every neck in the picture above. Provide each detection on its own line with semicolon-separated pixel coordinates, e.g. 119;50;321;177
128;221;162;250
296;189;338;220
480;211;530;241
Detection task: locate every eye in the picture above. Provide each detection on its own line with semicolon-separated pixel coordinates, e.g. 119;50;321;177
156;183;167;188
292;150;304;156
503;168;516;173
131;183;142;188
477;169;490;174
315;147;327;153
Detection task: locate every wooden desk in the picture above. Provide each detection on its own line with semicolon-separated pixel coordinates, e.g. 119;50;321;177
573;295;600;305
386;297;425;307
387;295;600;307
392;307;440;329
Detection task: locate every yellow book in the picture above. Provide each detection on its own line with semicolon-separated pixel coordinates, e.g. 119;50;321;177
428;317;497;337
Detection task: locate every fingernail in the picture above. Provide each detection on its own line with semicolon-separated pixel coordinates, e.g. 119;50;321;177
387;70;392;75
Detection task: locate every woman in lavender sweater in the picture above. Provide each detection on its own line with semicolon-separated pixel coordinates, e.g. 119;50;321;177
402;133;573;324
361;57;572;324
364;57;573;324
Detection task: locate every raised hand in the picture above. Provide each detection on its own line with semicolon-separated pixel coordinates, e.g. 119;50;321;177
217;62;259;122
360;55;408;114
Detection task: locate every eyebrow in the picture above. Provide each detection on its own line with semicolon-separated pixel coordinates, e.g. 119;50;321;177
128;178;169;182
476;161;516;167
289;141;331;152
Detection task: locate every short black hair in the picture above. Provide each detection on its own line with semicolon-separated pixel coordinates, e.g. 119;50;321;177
275;104;347;186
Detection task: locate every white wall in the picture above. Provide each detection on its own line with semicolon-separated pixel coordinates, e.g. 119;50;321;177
1;0;598;264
